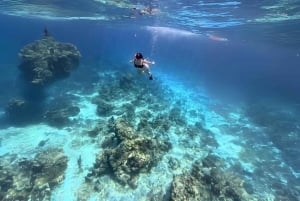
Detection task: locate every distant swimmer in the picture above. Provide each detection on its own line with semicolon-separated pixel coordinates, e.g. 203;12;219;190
131;52;155;80
208;34;228;42
140;7;159;15
44;27;50;37
131;6;159;16
139;7;152;15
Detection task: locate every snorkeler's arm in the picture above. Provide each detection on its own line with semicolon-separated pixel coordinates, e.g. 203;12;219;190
129;58;135;63
143;59;155;65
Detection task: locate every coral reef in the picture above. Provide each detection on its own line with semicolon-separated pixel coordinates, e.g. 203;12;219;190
0;148;68;201
93;99;114;116
44;104;80;127
18;37;81;86
90;71;174;133
86;117;171;188
170;155;256;201
91;71;171;118
0;159;14;200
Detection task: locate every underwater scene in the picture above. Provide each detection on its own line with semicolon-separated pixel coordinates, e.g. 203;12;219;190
0;0;300;200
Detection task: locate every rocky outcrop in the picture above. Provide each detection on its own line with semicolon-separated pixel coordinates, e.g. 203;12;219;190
18;37;80;86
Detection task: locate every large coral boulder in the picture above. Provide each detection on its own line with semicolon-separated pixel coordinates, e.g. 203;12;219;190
18;37;81;85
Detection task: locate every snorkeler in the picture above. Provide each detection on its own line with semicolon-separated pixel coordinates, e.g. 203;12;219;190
132;52;155;80
44;27;49;37
131;6;159;16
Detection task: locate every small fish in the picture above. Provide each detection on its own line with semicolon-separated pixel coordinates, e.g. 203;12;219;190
38;138;49;147
77;155;83;173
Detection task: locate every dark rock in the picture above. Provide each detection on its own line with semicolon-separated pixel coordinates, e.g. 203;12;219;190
4;98;42;124
202;154;222;168
92;96;114;116
96;100;114;116
44;105;80;127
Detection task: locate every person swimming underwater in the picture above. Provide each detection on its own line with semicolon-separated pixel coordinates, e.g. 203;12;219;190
44;27;50;37
132;52;155;80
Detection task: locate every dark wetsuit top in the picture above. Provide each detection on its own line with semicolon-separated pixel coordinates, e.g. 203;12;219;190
134;59;144;68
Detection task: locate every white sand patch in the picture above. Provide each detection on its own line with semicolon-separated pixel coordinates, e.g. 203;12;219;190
0;124;68;157
51;135;99;201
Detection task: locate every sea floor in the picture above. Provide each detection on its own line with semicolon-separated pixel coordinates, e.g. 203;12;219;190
0;67;299;201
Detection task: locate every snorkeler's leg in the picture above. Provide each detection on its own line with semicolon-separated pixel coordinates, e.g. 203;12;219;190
143;64;151;76
143;64;153;80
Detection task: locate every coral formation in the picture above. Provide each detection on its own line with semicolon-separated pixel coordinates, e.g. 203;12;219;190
18;37;81;86
170;154;256;201
44;104;80;127
94;99;114;116
86;117;171;188
4;34;81;125
0;148;68;201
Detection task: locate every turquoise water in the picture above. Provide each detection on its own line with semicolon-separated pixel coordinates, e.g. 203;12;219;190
0;1;300;201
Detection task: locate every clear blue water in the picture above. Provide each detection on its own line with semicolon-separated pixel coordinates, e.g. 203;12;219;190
0;1;300;201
